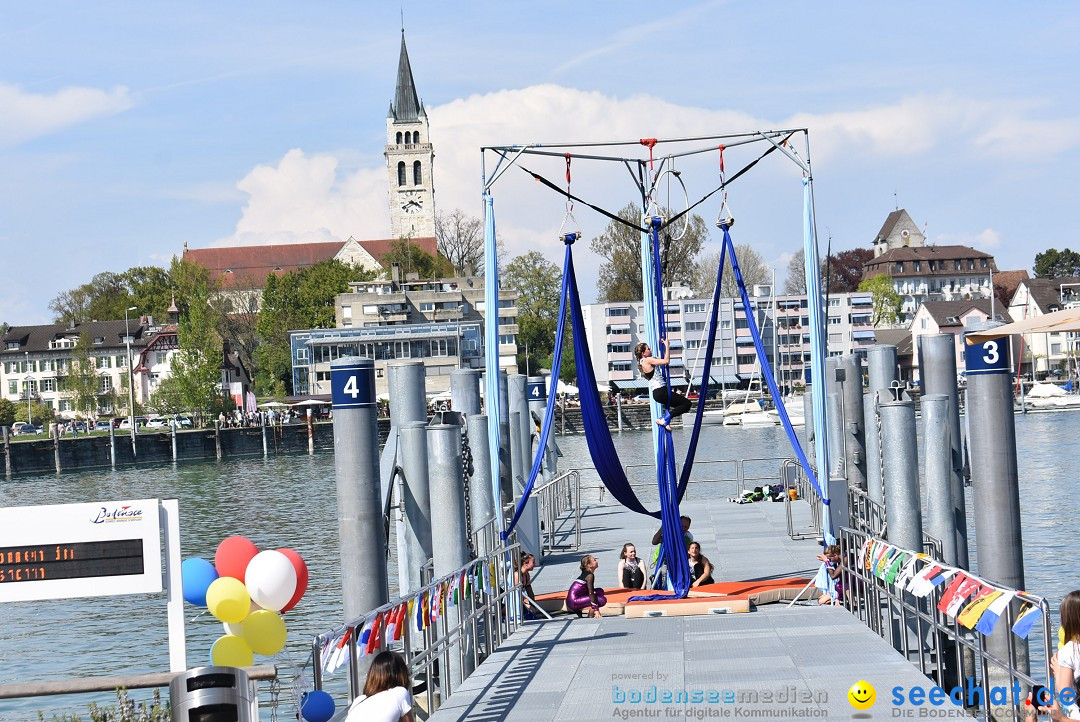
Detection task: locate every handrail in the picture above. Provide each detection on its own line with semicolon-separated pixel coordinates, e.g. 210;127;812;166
0;665;278;700
311;542;523;716
839;527;1053;721
528;469;581;553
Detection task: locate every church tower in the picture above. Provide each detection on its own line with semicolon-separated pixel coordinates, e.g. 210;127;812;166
386;31;436;240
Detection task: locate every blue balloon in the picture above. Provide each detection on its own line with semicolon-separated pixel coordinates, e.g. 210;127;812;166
300;690;335;722
181;557;219;606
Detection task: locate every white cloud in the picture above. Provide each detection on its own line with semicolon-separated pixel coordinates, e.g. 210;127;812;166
0;82;134;146
935;228;1002;249
219;85;1072;270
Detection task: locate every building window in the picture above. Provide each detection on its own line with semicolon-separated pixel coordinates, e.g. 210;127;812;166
413;161;422;185
721;320;732;330
99;377;112;393
737;354;755;365
685;321;706;332
607;342;631;354
7;381;16;395
828;298;841;307
41;378;56;393
686;339;703;349
685;303;706;313
59;399;72;412
829;333;842;343
396;131;403;144
605;307;630;317
295;348;307;361
913;261;921;272
394;341;411;358
1052;343;1062;355
419;302;435;313
609;361;632;372
499;334;516;345
397;161;406;186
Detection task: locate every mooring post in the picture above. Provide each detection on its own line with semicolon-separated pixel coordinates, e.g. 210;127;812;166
307;409;314;455
509;374;541;561
922;395;957;564
918;333;969;569
965;323;1028;692
52;424;62;474
387;361;428;599
615;393;623;432
878;387;923;552
108;424;116;468
261;415;268;457
331;356;388;628
496;370;512;510
865;345;898;508
450;369;481;416
467;413;496;557
214;420;222;460
398;421;433;596
428;422;474;692
839;354;867;491
171;420;177;462
823;357;842;478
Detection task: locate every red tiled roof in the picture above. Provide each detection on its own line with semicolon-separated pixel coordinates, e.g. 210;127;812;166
183;238;438;288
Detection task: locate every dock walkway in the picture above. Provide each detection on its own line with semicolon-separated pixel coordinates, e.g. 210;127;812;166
429;489;956;721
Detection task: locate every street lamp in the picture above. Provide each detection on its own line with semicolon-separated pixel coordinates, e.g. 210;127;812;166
125;306;138;453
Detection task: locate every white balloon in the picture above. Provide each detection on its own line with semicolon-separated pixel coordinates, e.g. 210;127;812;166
245;551;298;612
222;601;262;636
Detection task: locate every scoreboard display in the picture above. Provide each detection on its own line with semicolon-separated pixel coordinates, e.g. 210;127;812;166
0;500;161;603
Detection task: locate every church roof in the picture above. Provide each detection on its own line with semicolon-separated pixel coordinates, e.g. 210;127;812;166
873;210;906;244
183;237;437;288
392;31;422;123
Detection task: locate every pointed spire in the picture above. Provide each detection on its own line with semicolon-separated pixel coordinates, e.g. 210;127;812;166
392;30;421;122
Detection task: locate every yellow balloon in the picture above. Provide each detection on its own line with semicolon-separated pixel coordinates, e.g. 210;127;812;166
242;610;288;655
1061;626;1066;650
211;634;253;667
206;577;251;624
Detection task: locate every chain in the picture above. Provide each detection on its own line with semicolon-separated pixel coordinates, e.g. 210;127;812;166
875;398;887;539
461;422;475;556
268;676;281;722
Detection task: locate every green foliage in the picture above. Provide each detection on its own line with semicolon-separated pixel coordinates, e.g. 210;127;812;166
591;204;707;302
504;251;562;375
255;260;378;394
0;398;15;426
39;687;169;721
15;401;55;425
381;237;453;279
148;375;186;415
858;274;903;325
1033;248;1080;279
171;277;225;414
48;267;178;326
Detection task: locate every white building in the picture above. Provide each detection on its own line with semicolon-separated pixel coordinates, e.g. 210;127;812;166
1007;276;1080;377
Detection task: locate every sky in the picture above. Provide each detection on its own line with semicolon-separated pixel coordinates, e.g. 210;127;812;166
2;1;1078;325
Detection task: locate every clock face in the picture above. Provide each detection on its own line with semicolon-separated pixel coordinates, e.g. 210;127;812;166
400;191;423;214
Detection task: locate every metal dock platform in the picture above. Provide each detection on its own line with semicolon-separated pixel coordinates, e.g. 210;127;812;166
428;490;961;721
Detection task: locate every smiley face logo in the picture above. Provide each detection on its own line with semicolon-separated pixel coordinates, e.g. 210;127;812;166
848;680;876;710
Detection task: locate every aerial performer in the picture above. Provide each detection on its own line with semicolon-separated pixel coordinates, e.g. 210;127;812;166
635;338;692;431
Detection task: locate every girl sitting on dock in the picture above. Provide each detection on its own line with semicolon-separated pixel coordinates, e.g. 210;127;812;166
566;555;607;618
635;339;692;431
815;545;844;605
688;542;715;588
616;543;647;590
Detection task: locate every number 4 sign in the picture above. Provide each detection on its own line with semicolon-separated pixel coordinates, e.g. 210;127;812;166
331;359;376;408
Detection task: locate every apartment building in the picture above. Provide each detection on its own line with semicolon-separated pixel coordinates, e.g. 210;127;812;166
580;288;875;395
290;272;518;396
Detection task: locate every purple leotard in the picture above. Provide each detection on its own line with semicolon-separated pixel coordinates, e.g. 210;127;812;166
566;573;606;611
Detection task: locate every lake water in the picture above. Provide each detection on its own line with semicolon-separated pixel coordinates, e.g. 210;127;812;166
0;412;1072;719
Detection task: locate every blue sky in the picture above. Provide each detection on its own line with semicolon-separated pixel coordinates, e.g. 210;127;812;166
2;1;1078;324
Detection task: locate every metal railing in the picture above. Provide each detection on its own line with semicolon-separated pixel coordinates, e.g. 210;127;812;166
530;469;581;553
781;459;821;540
610;456;796;500
311;542;523;717
839;527;1052;721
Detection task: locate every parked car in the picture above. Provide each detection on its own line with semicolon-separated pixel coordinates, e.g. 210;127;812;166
112;417;125;428
93;420;113;432
118;416;149;430
12;424;40;436
145;417;170;429
632;394;650;403
173;415;194;428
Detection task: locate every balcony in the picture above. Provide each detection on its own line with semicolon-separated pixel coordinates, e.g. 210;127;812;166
433;309;464;322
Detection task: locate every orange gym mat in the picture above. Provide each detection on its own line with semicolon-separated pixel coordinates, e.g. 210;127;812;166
532;577;811;618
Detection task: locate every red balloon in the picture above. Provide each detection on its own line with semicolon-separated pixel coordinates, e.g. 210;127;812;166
277;548;309;613
215;536;259;582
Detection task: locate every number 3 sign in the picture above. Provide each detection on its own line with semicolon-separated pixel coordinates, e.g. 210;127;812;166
964;336;1011;376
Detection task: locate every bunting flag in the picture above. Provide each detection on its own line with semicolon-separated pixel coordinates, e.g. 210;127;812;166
910;566;955;598
858;539;872;570
416;592;426;631
1012;604;1043;640
873;545;893;576
958;589;1003;629
944;577;985;618
895;555;922;589
884;552;908;584
877;548;900;579
384;606;398;642
936;574;969;614
365;612;384;655
321;631;346;671
976;591;1016;635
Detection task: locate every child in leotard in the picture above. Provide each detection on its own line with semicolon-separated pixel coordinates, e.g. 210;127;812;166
566;555;606;618
635;339;692;431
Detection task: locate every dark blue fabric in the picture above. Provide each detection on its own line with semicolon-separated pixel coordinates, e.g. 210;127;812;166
503;236;574;538
722;226;827;503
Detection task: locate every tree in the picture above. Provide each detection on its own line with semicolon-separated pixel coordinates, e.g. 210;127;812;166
0;398;15;427
1034;248;1080;279
436;209;484;275
858;274;903;326
823;248;875;292
591;204;708;302
381;237;453;279
254;259;378;394
785;249;806;294
14;401;54;425
65;332;100;418
692;243;771;299
49;287;91;326
171;290;225;415
504;251;562;375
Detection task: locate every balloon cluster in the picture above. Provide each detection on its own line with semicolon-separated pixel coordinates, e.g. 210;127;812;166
181;536;309;668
